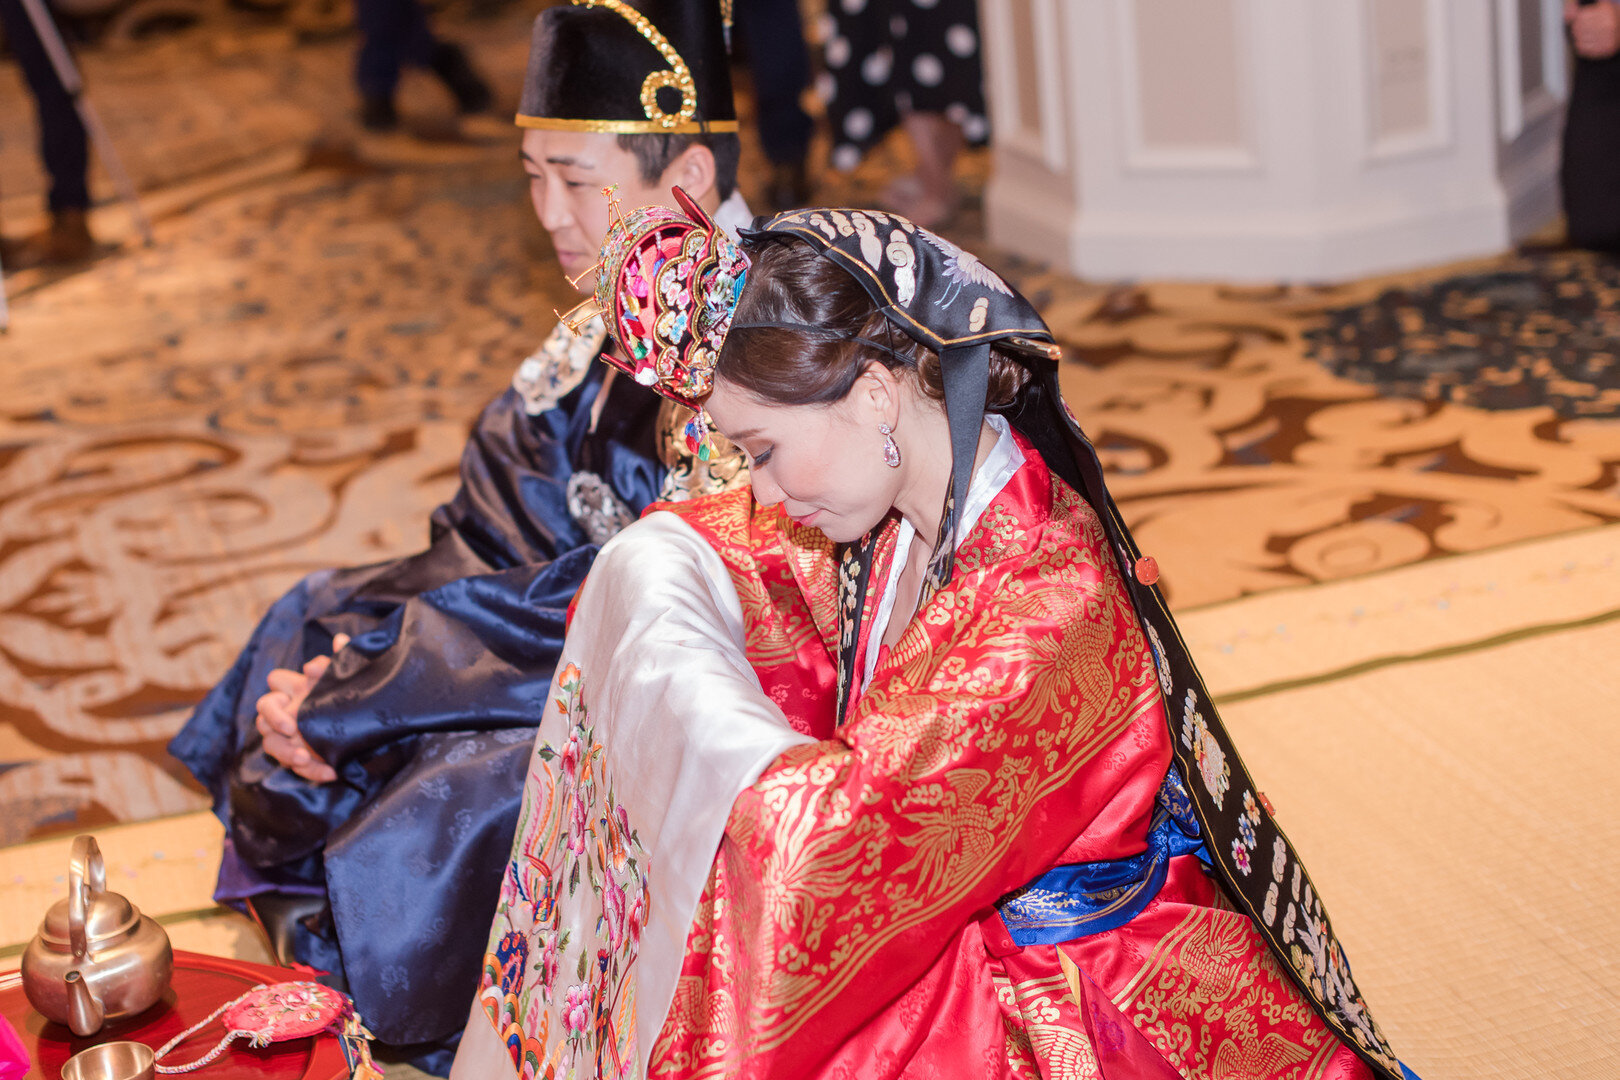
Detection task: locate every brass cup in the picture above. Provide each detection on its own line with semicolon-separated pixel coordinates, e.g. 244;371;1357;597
59;1041;156;1080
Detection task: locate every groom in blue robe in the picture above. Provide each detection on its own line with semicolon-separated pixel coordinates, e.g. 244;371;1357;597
168;1;752;1071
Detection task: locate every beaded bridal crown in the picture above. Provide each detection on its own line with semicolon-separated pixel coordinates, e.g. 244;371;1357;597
560;185;749;456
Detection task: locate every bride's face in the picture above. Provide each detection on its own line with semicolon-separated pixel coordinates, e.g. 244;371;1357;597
705;374;903;544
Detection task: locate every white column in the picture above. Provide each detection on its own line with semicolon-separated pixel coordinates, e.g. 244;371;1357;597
1494;0;1569;238
980;0;1567;283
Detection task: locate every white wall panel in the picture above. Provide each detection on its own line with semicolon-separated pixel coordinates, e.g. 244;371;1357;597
1492;0;1566;238
1121;0;1255;171
980;0;1539;281
1365;0;1453;159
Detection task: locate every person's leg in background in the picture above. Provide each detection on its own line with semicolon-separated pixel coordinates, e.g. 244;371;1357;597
895;110;962;229
353;0;490;133
0;0;95;265
739;0;814;211
885;0;988;230
1561;1;1620;251
353;0;425;130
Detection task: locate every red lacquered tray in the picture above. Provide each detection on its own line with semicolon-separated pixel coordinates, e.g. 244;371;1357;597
0;951;349;1080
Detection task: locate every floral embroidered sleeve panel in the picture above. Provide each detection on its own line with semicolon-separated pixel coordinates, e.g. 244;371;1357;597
649;452;1173;1078
455;511;819;1080
653;489;841;740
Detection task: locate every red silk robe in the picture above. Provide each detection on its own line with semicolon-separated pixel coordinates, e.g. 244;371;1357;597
648;433;1375;1080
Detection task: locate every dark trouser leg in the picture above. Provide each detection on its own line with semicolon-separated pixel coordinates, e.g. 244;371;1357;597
1561;54;1620;252
0;0;90;213
740;0;813;167
352;0;437;104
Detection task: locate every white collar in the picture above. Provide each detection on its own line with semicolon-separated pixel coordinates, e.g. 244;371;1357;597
713;190;754;241
863;414;1023;687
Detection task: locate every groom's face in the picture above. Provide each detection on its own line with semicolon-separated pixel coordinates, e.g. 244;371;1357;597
520;129;669;293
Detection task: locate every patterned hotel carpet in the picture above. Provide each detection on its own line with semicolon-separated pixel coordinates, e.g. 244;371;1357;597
1048;276;1620;603
1;10;1618;840
1305;249;1620;418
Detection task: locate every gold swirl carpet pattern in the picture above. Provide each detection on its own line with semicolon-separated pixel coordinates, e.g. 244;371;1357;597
0;163;551;840
1305;249;1620;418
1047;280;1620;608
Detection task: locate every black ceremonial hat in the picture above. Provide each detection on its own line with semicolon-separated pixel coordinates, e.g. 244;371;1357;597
517;0;739;135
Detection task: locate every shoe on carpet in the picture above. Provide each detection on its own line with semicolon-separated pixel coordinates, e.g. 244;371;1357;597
360;95;399;132
430;42;492;115
880;175;960;231
4;208;96;268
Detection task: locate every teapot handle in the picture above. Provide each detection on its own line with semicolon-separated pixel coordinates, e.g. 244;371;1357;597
67;835;106;960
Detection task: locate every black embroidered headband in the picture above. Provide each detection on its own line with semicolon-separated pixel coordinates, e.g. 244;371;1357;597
734;208;1058;588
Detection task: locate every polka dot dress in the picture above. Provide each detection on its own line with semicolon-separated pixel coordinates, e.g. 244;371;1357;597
821;0;989;170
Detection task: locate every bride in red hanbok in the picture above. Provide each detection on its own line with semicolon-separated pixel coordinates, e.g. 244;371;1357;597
450;194;1417;1080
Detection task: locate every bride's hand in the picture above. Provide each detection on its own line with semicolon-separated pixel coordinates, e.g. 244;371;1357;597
254;634;349;783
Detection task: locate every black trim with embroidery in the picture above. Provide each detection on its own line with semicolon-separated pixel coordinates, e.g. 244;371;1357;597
1019;363;1402;1077
833;533;882;728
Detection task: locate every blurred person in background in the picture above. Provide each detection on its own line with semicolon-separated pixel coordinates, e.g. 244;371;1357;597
0;0;94;266
821;0;988;228
353;0;492;131
737;0;815;210
1562;0;1620;251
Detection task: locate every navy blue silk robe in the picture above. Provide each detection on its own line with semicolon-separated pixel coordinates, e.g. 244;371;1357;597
169;349;665;1067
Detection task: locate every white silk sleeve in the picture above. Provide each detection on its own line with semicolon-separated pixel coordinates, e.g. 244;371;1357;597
574;510;815;1055
452;510;813;1080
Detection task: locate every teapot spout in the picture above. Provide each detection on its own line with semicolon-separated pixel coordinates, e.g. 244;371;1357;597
64;969;104;1036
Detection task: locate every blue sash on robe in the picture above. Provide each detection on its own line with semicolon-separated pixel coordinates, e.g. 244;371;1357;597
995;767;1427;1080
997;765;1208;946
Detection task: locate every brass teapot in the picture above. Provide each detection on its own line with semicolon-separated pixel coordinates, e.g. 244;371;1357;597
20;835;174;1035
